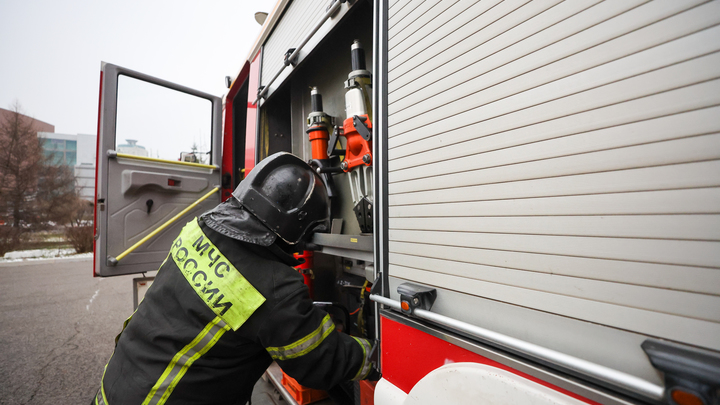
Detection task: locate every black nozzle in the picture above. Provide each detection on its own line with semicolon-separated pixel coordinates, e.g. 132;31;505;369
351;40;366;71
311;87;323;112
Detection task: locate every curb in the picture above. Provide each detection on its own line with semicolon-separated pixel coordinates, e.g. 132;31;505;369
0;255;92;268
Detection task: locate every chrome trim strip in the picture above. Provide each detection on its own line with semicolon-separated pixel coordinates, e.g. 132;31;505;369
370;294;664;401
372;0;389;348
380;310;644;405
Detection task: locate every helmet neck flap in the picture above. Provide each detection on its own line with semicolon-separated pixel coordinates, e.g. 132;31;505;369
200;197;277;246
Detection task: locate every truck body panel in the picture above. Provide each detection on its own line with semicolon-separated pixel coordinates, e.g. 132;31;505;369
384;0;720;387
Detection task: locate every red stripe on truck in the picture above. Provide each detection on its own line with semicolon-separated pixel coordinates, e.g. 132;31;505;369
380;315;598;404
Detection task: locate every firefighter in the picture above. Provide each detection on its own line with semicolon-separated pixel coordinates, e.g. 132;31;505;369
94;152;376;405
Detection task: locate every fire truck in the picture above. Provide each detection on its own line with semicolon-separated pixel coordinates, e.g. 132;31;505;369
93;0;720;404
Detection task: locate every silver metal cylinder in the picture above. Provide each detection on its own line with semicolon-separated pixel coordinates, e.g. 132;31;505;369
345;87;366;118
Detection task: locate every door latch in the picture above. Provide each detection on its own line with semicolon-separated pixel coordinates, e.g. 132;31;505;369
397;283;437;315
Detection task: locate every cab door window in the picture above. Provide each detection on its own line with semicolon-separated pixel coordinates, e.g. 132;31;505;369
115;75;213;164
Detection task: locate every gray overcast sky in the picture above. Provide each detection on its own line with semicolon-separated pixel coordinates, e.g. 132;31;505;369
0;0;277;135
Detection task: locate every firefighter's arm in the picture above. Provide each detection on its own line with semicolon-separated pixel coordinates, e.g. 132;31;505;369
257;287;374;389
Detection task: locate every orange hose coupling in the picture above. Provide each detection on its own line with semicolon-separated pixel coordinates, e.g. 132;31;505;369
340;114;372;172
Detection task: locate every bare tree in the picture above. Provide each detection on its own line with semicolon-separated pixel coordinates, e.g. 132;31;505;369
0;102;80;256
36;156;79;225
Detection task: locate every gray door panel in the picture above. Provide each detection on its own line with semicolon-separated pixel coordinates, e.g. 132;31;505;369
94;63;222;277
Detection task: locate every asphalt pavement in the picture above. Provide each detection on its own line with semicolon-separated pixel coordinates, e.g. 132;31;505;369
0;257;323;405
0;257;136;404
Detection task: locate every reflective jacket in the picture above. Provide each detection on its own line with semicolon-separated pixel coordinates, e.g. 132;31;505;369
94;218;373;405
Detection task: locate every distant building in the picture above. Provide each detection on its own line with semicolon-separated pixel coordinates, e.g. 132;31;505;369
117;139;149;157
0;108;97;202
0;107;55;133
38;132;96;201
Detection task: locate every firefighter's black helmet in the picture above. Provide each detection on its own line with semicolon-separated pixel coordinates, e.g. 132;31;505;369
232;152;330;244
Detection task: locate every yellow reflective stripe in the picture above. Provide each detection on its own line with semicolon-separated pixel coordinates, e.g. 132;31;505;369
114;311;135;345
171;218;265;331
98;311;128;405
266;314;335;361
96;352;113;405
144;319;218;405
95;387;106;405
351;337;373;381
142;317;230;405
100;369;109;404
159;251;169;269
157;319;230;405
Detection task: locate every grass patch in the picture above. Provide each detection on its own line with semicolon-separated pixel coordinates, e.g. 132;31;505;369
25;230;72;250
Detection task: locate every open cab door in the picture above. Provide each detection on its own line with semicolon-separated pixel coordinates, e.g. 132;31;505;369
94;63;223;277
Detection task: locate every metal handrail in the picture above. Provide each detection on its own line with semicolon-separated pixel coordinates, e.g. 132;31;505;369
369;294;664;401
109;151;218;170
253;0;343;104
109;187;220;264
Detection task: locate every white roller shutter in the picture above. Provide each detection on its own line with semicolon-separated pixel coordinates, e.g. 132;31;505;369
386;0;720;359
262;0;328;85
259;0;363;100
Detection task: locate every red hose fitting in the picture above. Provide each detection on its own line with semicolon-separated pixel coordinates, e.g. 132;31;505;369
294;251;315;299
